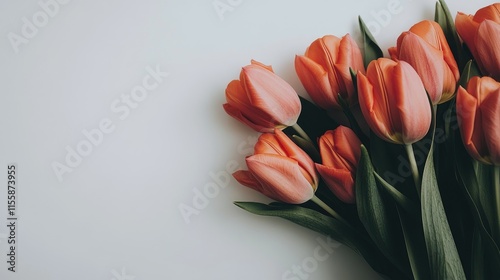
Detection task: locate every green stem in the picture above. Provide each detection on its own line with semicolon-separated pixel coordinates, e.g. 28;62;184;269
311;195;349;225
405;144;421;198
292;123;312;143
494;166;500;241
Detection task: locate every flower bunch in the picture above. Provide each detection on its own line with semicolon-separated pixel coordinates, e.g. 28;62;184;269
221;1;500;279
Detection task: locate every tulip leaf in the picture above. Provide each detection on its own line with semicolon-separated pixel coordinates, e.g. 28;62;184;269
358;16;383;68
421;108;467;280
373;171;419;218
234;201;408;279
356;145;411;278
434;0;465;69
458;60;481;88
450;120;500;276
397;207;431;280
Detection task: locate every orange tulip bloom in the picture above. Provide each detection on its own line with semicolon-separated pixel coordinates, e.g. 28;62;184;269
233;129;318;204
389;20;459;104
456;4;500;80
357;58;431;144
456;76;500;166
223;60;301;133
295;34;365;111
315;126;361;204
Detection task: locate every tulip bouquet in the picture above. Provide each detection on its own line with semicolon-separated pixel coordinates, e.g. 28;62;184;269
222;1;500;279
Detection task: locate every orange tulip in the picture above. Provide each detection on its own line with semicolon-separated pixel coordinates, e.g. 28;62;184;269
223;60;301;133
357;58;431;144
315;126;361;204
389;20;459;104
233;129;318;204
295;34;365;111
456;76;500;165
456;4;500;80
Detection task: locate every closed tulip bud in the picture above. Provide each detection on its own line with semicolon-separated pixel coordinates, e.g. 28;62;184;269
223;60;301;133
456;4;500;80
357;58;431;144
233;129;319;204
315;126;361;204
456;76;500;165
389;20;459;104
295;34;365;111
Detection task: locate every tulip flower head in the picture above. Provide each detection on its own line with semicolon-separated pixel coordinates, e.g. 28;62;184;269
315;126;361;204
295;34;365;111
389;20;460;104
457;76;500;166
357;58;432;145
233;129;319;204
456;4;500;80
223;60;301;133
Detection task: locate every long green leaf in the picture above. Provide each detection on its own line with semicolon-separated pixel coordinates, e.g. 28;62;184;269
356;146;411;278
234;201;405;278
358;16;383;68
421;107;466;280
435;0;465;69
398;208;431;280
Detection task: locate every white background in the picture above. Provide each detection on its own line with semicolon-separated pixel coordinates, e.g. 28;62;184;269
0;0;493;279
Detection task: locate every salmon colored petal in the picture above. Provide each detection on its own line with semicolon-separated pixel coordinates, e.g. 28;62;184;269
338;34;365;75
273;129;318;186
224;80;277;132
222;103;275;133
305;35;341;73
242;65;301;126
246;154;315;204
357;70;394;143
388;46;399;60
233;170;263;191
391;62;431;144
294;55;339;110
474;3;500;22
318;127;360;171
398;33;444;104
315;164;356;204
480;90;500;165
456;85;483;162
250;59;274;72
455;12;479;56
476;20;500;80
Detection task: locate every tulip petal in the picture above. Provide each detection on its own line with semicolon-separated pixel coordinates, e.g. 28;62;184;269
305;35;341;74
315;164;355;204
480;89;500;165
391;61;431;144
474;3;500;23
246;154;315;204
294;55;338;110
456;85;485;163
398;33;444;104
233;170;263;191
476;20;500;80
224;80;278;132
357;70;395;143
455;12;479;56
242;65;301;126
318;127;360;171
